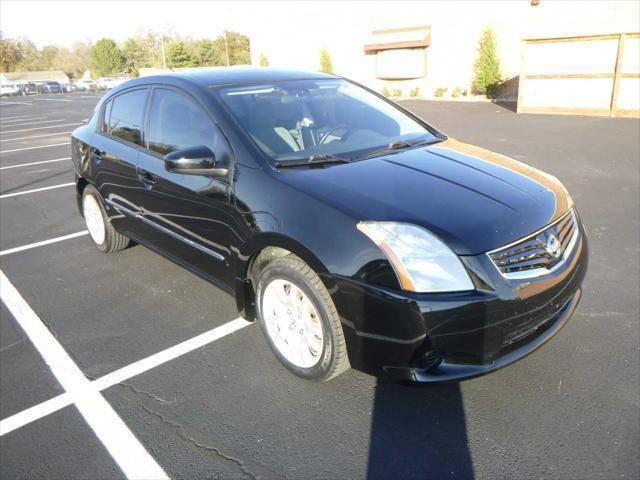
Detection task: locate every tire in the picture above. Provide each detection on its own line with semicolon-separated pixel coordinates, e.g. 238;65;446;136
255;254;350;382
81;185;129;253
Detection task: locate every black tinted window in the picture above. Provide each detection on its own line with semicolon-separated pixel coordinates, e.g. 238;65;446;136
147;89;216;155
108;89;147;145
101;100;112;134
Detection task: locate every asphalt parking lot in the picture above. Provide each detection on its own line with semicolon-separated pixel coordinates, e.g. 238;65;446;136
0;93;638;479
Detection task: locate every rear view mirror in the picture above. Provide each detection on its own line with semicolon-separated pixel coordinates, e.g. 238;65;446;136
164;145;228;176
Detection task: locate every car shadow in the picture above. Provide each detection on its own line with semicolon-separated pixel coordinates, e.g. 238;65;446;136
366;379;474;479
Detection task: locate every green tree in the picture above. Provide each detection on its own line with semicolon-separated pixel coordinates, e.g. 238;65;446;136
319;48;333;74
259;52;269;67
472;27;502;97
40;45;59;69
89;38;124;77
167;40;195;68
0;33;22;71
193;39;226;67
122;37;157;75
212;31;250;66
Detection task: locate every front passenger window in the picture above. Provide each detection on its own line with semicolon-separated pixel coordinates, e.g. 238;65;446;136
108;89;148;145
147;89;218;156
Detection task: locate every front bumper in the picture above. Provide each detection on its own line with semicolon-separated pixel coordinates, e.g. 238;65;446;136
328;221;589;382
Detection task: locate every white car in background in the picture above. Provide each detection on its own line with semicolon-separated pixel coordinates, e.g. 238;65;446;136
76;80;98;91
0;84;19;96
97;77;127;90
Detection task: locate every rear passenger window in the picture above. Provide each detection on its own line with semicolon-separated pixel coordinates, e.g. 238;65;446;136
100;100;112;134
147;88;217;156
108;89;148;145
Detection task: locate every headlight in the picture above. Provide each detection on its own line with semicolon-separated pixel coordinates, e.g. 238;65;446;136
357;222;474;293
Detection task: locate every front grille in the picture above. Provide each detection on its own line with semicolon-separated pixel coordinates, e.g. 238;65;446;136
489;210;578;278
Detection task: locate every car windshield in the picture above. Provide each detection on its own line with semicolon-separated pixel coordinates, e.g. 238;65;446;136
216;79;440;163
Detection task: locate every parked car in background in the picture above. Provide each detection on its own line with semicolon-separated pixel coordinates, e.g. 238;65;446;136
62;83;79;93
76;80;98;91
40;81;63;94
0;84;19;96
97;77;127;90
18;83;39;95
71;68;589;383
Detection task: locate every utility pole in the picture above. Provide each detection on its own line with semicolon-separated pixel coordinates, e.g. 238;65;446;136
223;31;230;66
160;34;167;69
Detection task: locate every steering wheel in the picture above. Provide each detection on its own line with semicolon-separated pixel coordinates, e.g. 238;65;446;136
318;124;352;145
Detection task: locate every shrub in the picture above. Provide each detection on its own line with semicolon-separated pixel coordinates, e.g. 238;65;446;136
473;27;502;96
259;52;269;67
391;88;402;97
434;87;447;97
319;48;333;74
451;86;464;98
381;86;391;97
409;86;420;97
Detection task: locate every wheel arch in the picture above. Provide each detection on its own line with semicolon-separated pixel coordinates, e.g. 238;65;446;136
233;232;335;321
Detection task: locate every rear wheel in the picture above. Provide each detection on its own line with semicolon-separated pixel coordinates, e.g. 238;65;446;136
255;254;350;381
81;185;129;253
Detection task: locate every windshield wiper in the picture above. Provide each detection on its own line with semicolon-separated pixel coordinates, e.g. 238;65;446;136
355;138;443;161
275;153;351;168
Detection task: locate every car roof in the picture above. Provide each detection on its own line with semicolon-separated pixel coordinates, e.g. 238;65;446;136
131;66;337;88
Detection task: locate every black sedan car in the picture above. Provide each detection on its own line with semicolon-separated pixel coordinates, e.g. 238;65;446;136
71;68;588;382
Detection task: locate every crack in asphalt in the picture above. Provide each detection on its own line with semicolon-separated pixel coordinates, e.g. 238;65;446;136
119;382;177;405
141;405;258;480
0;337;26;352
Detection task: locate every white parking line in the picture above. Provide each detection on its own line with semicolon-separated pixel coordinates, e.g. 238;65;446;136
38;98;72;102
0;114;43;121
0;131;73;142
0;182;75;199
2;122;81;134
0;270;170;480
0;142;68;154
0;231;88;256
0;156;70;170
0;119;64;128
0;116;49;125
0;101;32;106
0;317;251;436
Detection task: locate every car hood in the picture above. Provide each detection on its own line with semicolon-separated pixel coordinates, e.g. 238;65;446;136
277;138;572;255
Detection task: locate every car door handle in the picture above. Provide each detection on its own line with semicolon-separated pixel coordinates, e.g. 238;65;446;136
92;149;105;164
138;171;156;190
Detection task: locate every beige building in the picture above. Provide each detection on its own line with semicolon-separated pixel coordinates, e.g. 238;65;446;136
0;70;70;84
249;0;639;116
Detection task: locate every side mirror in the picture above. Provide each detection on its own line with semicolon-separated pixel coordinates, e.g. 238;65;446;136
163;145;228;176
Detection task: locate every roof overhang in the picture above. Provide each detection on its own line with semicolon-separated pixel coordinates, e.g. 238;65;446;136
364;25;431;53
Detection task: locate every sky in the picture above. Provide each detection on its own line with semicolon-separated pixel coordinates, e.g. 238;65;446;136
0;0;425;47
0;1;271;46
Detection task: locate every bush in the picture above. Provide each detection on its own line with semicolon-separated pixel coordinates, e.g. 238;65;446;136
409;86;420;97
319;48;333;74
391;88;402;97
473;27;502;96
451;86;464;98
434;87;447;97
381;87;390;97
259;52;269;67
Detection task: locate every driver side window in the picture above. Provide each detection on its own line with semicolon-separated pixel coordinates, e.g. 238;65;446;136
147;88;218;156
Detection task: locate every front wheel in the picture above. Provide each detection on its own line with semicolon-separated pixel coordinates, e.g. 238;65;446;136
255;255;350;382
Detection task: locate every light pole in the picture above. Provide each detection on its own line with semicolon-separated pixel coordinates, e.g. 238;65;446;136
160;34;167;69
223;31;230;66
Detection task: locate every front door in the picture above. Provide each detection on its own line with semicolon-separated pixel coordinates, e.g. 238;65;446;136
135;87;235;290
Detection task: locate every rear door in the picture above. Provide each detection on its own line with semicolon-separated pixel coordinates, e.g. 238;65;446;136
135;86;236;289
91;87;149;236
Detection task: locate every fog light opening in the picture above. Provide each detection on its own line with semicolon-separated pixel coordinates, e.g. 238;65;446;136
416;349;443;372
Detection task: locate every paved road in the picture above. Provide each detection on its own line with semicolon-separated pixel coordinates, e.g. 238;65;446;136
0;94;638;479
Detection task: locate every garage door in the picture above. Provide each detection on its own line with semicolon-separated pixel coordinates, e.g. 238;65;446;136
517;33;639;117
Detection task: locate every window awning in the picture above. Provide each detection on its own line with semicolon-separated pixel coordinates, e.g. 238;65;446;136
363;25;432;52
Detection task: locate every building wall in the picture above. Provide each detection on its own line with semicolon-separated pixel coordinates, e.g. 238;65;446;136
249;1;640;97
